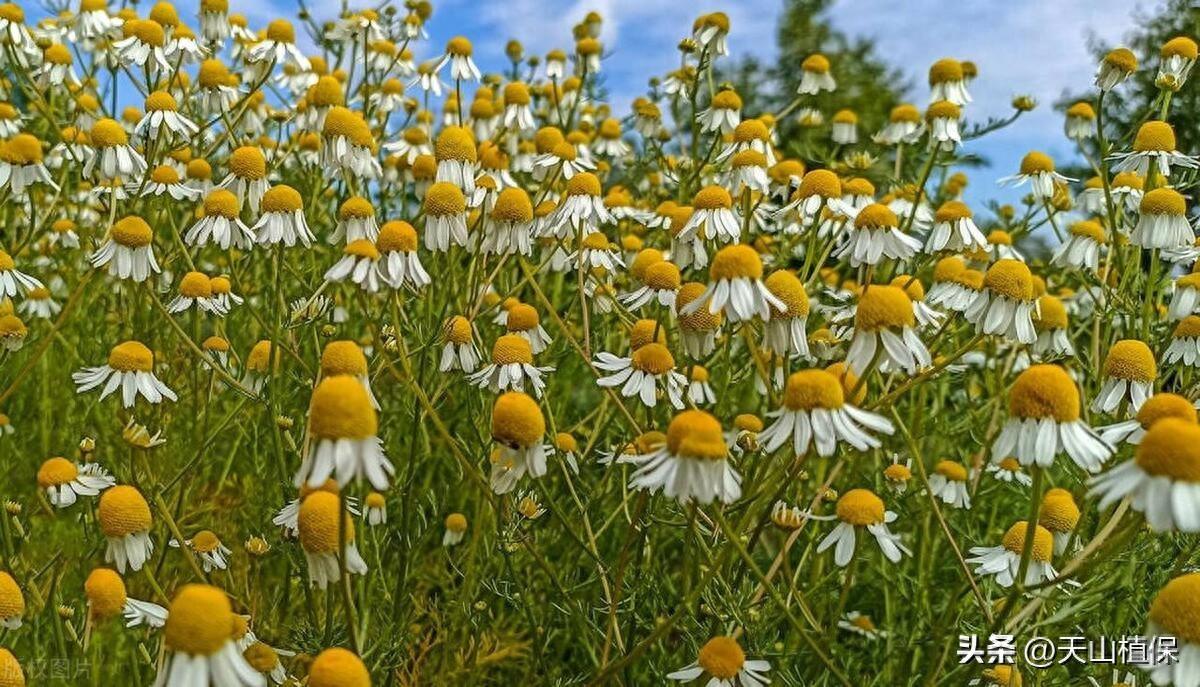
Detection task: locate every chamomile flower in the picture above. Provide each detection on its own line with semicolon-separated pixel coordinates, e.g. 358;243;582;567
816;488;909;566
776;169;845;223
621;259;680;311
138;165;199;200
994;364;1114;472
504;304;552;354
0;250;40;298
847;284;931;375
987;457;1033;487
1038;488;1081;555
621;409;741;505
678;185;741;245
836;203;922;267
97;485;154;572
1164;315;1200;368
112;19;172;77
798;53;835;94
84;118;146;181
929;58;971;104
218;146;269;213
1096;47;1137;91
595;341;686;409
667;636;770;687
489;391;549;495
697;89;742;135
170;530;231;572
0;133;55;194
308;648;370;687
1157;36;1198;90
166;272;224;315
967;521;1059;588
187;189;254;250
874;103;924;145
73;341;177;408
372;221;428;291
442;513;468;546
1053;220;1106;269
1132;187;1193;250
482;187;534;256
926;101;962;151
323;240;381;292
468;334;553;397
423;182;469;252
154;584;264;686
927;201;986;253
682;244;783;323
759;369;893;457
1169;272;1200;320
964;259;1037;344
135;90;197;141
999;151;1074;200
1100;392;1197;447
928;460;972;509
548;172;612;238
1092;339;1157;415
1092;418;1200;532
437;36;481;81
830;109;858;144
246;19;309;71
297;491;369;590
1064;102;1097;140
761;270;810;358
320;340;377;409
676;282;722;359
320;107;380;180
1112;121;1199;178
1140;573;1200;687
37;457;114;508
440;315;480;373
252;185;312;247
296;375;392;490
84;567;167;629
840;612;886;640
1031;295;1074;357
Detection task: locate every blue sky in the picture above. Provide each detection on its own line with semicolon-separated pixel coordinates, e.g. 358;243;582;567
364;0;1164;208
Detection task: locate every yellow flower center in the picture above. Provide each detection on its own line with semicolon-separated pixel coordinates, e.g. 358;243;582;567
504;304;539;333
836;488;886;526
320;341;368;377
1103;339;1157;382
697;636;745;680
982;666;1022;686
84;568;127;620
1142;187;1186;216
445;513;468;533
855;285;915;330
1162;36;1199;60
298;490;354;553
1134;121;1176;152
443;316;472;344
1066;102;1095;119
765;270;809;318
1000;521;1054;561
643;261;681;291
1137;393;1197;429
491;334;533;365
676;283;721;331
243;642;280;673
203;189;240;219
149;165;180;185
982;259;1033;302
98;485;152;537
260;184;302;214
802;53;830;73
163;584;236;657
884;463;912;481
629;320;667;350
1149;572;1200;644
1038;488;1080;532
1175;315;1200;339
110;216;153;248
265;18;295;43
797;169;840;199
309;376;377;440
666;410;727;461
782;370;845;410
732;119;770;144
693;185;732;211
37;457;78;488
1033;295;1068;331
343;238;379;260
107;340;154;372
191;530;221;553
228;146;266;180
179;271;212;299
709;244;763;281
1105;47;1137;72
934;460;968;482
308;647;371;687
1008;364;1080;422
854;204;899;230
492;391;545;448
435;125;476;163
926;101;962;121
928;57;964;84
424;182;466;216
630;342;675;375
1136;418;1200;481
